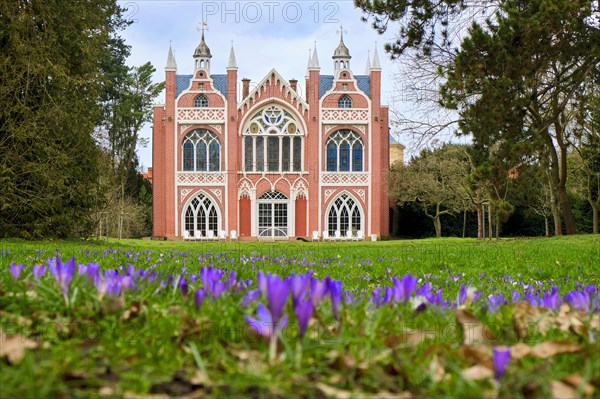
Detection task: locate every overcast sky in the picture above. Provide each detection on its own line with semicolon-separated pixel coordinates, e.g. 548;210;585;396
118;0;409;170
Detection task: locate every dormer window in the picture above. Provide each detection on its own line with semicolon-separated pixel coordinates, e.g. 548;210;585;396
342;83;348;91
198;83;204;90
194;94;208;107
338;95;352;108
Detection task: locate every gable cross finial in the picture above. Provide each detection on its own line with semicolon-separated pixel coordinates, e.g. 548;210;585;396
336;25;347;40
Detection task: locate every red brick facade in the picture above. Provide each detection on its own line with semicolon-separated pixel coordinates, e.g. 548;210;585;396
152;35;391;240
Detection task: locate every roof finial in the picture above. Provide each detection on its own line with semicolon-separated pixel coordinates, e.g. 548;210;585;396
336;25;347;43
311;41;320;68
165;41;177;70
371;42;381;70
227;41;237;69
364;50;371;74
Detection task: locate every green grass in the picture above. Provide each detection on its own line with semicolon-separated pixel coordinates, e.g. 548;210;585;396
1;236;599;398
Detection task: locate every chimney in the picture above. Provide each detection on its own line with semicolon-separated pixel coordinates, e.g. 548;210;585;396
242;78;250;99
289;79;297;92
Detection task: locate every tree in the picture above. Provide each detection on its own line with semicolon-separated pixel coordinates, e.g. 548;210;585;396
388;144;469;237
440;0;600;235
0;0;130;238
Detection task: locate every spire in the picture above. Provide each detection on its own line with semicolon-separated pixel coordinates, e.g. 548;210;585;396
333;25;351;71
305;48;312;77
310;42;320;69
165;42;177;70
371;43;381;70
227;42;237;69
364;50;371;74
193;25;212;72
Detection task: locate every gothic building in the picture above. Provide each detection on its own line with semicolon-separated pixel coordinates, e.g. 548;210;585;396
152;30;397;240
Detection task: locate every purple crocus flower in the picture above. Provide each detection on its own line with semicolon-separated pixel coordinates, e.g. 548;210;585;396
9;263;24;280
178;276;189;297
542;288;561;311
294;298;313;340
329;280;343;320
48;257;75;299
194;289;204;309
488;294;508;313
310;277;329;306
32;264;46;279
492;347;510;381
392;274;418;303
242;289;261;308
565;290;590;312
245;303;288;341
266;275;289;324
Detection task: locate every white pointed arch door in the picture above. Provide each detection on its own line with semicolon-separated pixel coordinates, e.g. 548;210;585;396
257;190;289;239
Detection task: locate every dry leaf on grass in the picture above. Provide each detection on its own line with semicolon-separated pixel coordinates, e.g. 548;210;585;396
529;341;581;359
456;310;494;345
462;365;494;381
0;327;38;364
550;381;577;398
562;375;595;396
315;382;352;399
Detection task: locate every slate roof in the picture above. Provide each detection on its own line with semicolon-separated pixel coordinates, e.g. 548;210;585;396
319;75;371;98
174;74;228;99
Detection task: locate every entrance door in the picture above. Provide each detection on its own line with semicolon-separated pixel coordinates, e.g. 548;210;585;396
257;191;288;238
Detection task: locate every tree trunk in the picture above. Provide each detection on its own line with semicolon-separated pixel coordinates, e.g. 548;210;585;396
476;189;483;240
488;203;492;240
554;110;576;235
544;214;549;237
481;203;486;240
591;202;599;234
433;216;442;238
495;214;500;240
462;207;467;238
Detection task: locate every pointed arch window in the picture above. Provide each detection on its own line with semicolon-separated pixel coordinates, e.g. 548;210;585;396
194;94;208;107
183;193;219;237
182;129;220;171
327;193;362;236
338;95;352;108
325;130;363;172
243;105;303;172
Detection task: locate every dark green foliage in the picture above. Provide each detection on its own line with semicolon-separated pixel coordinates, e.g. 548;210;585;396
0;0;130;238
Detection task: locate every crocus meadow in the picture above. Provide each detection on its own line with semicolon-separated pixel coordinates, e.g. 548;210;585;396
1;239;599;398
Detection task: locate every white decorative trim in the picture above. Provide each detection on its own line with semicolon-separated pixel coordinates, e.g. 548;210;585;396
324;125;334;134
358;125;366;134
238;180;254;199
208;124;222;134
354;189;366;203
324;189;335;203
238;69;309;116
321;108;369;123
180;188;192;202
177;108;225;123
320;172;370;186
209;188;223;203
177;172;226;186
292;179;308;200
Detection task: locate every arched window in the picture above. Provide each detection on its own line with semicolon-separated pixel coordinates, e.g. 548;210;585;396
194;94;208;107
327;193;362;236
182;129;220;171
338;95;352;108
183;193;219;236
325;130;363;172
242;105;303;172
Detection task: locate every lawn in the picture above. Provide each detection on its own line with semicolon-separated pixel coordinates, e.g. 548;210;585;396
1;236;599;398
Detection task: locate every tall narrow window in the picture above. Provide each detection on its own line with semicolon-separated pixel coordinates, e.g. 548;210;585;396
267;136;279;172
181;129;220;172
293;137;302;171
244;136;253;171
183;142;194;171
282;137;290;172
324;130;363;172
194;94;208;107
338;95;352;108
256;136;264;171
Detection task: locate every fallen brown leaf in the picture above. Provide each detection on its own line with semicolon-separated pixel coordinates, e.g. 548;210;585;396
315;382;352;399
530;341;582;359
0;327;39;364
458;345;493;369
509;343;531;359
456;310;494;345
562;374;594;397
462;365;494;381
550;381;577;398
